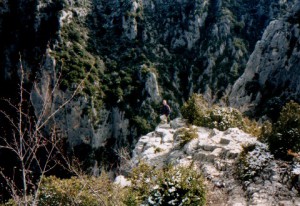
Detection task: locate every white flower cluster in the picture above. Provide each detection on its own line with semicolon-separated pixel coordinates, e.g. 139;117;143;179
146;171;181;205
145;170;201;206
292;163;300;175
208;107;243;131
240;143;273;181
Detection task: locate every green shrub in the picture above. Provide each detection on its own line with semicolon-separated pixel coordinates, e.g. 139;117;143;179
128;163;206;206
181;94;260;136
129;162;156;203
176;127;198;147
38;174;127;206
181;94;208;124
264;101;300;159
147;166;206;206
236;143;273;183
154;147;163;153
258;121;272;142
132;116;152;135
243;117;262;138
205;106;244;131
3;164;205;206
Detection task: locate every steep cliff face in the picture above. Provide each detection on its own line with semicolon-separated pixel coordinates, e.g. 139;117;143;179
0;0;299;163
87;0;293;109
0;0;63;83
229;2;300;118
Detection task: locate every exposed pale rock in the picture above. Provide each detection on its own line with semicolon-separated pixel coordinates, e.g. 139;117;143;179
4;2;300;201
183;138;199;155
122;1;139;40
170;118;187;129
145;72;161;102
114;175;131;188
229;4;300;111
131;118;300;205
59;10;73;26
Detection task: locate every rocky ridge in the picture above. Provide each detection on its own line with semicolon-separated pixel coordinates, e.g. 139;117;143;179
129;118;300;205
1;0;300;171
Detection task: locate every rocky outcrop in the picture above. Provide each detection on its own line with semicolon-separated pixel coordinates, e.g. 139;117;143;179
1;0;300;169
131;118;300;205
229;2;300;114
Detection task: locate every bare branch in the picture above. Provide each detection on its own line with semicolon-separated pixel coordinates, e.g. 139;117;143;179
0;52;94;205
36;65;63;127
0;110;18;131
36;69;91;131
0;170;19;202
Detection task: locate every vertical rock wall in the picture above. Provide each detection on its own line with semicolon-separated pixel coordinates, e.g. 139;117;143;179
229;2;300;115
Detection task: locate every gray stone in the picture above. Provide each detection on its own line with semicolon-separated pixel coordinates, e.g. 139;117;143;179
131;118;300;205
114;175;131;188
144;71;161;103
170;118;187;129
229;5;300;112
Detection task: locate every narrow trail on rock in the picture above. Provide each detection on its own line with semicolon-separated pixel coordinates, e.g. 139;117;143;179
131;118;300;205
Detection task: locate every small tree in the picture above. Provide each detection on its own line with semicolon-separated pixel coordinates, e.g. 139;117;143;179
266;101;300;159
0;54;91;205
181;94;208;125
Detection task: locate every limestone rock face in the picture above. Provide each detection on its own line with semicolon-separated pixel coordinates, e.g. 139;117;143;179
229;2;300;113
30;52;130;148
131;118;300;205
90;0;293;106
1;0;300;167
144;72;161;102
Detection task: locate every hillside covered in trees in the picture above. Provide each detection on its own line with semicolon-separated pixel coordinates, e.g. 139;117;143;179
0;0;300;204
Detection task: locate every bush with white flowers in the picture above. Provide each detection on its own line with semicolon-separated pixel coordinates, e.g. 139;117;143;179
146;166;206;206
237;143;273;184
129;163;206;206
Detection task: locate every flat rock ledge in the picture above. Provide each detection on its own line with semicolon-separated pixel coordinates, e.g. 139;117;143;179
130;118;300;206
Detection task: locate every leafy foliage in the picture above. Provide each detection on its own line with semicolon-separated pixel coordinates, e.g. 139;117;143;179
181;94;208;124
38;174;128;206
146;166;206;206
128;163;206;206
3;163;206;205
181;94;260;136
236;143;273;184
51;17;105;124
207;107;244;131
129;162;156;203
264;101;300;159
175;127;198;147
132;116;152;135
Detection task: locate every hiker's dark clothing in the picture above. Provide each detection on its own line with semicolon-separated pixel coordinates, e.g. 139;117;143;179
161;105;170;116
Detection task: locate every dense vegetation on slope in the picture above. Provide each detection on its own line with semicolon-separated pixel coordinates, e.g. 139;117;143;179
0;0;300;203
0;0;294;152
2;164;206;206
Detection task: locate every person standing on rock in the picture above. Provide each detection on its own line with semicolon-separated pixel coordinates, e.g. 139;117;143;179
160;99;171;124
